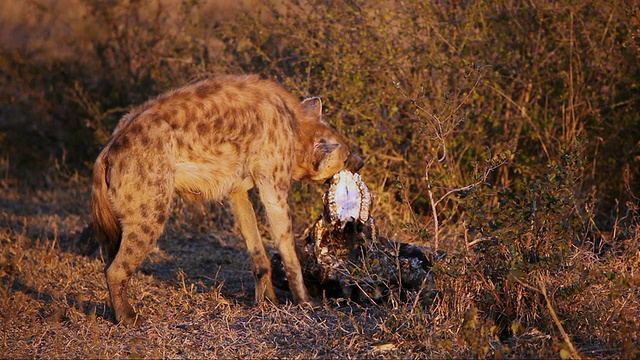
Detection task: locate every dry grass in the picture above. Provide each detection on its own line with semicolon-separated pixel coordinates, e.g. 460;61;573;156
1;174;638;358
0;177;437;358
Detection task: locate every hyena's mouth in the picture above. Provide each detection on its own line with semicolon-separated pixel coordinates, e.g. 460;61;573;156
345;153;364;173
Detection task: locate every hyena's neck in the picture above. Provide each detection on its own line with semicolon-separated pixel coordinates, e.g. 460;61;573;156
291;119;317;181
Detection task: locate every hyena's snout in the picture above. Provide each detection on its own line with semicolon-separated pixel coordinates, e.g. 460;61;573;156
345;153;364;173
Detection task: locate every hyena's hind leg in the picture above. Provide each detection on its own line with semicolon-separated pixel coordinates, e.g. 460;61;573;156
105;199;172;326
103;126;175;327
105;230;147;326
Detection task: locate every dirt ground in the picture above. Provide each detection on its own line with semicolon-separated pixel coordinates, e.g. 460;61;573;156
0;177;440;358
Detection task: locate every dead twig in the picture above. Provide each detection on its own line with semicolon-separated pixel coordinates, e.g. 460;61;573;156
511;273;581;359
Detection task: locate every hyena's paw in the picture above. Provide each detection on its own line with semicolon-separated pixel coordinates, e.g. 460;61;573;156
298;297;321;310
118;313;146;328
113;303;144;327
254;277;279;305
255;292;280;306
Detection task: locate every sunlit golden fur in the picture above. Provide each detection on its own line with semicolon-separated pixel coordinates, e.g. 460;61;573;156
91;74;363;326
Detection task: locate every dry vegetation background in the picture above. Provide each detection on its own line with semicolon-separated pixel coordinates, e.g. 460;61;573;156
1;0;640;358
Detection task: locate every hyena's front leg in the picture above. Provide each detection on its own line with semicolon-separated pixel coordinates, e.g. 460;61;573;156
257;183;311;305
228;189;278;304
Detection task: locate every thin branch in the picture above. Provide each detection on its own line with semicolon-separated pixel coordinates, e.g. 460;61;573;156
511;273;581;359
466;236;495;248
537;274;581;360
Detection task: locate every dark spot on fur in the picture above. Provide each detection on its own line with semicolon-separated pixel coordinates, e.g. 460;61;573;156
236;80;247;90
109;135;129;155
128;232;139;242
140;224;152;235
140;204;149;218
120;135;131;147
197;122;210;136
140;134;151;147
129;123;143;136
135;238;146;248
176;136;185;149
227;117;236;130
232;142;241;156
251;119;262;135
195;81;222;99
165;108;177;120
276;101;295;122
157;214;166;224
155;200;165;213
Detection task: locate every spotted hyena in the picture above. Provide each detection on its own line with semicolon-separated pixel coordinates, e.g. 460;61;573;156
91;74;364;326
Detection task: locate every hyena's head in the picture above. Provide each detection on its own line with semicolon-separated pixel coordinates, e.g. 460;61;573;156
294;97;364;181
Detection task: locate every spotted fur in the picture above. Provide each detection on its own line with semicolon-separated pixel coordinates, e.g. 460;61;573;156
91;75;363;326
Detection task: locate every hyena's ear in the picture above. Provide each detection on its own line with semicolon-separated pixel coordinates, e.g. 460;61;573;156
301;97;323;118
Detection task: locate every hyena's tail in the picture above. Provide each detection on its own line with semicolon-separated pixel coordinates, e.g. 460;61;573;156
91;152;122;260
